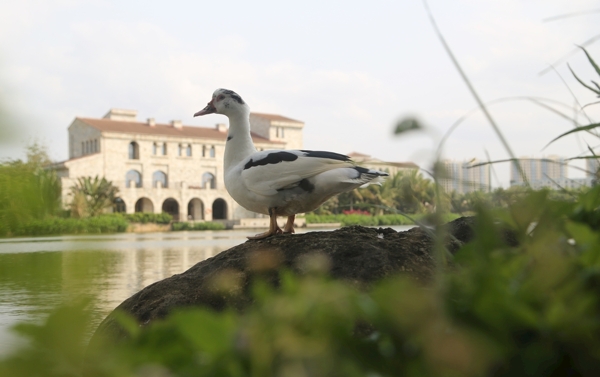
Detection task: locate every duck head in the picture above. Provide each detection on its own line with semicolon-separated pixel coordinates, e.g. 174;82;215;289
194;88;247;117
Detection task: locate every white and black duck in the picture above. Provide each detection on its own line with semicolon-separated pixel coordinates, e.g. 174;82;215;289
194;88;389;239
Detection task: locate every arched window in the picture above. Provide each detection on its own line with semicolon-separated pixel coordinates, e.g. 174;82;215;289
153;171;168;188
212;198;228;219
202;172;216;189
125;170;142;188
153;142;158;155
162;143;167;155
114;198;126;213
135;197;154;213
202;145;206;157
209;146;215;158
186;144;192;157
128;141;139;159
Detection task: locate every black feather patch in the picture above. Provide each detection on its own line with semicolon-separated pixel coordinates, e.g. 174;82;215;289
300;150;351;162
221;89;245;104
227;136;233;141
244;151;298;170
298;178;315;193
353;166;389;179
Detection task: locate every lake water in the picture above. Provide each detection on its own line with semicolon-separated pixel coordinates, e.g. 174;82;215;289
0;225;413;354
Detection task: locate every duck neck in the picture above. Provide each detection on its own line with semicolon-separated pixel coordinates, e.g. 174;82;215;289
224;109;257;170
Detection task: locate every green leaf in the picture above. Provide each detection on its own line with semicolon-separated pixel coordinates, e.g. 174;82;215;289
545;122;600;148
394;117;424;135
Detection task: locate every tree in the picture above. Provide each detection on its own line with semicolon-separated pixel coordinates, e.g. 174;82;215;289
69;176;119;218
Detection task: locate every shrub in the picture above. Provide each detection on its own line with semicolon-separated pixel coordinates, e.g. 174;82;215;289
172;221;226;231
122;212;173;224
10;215;129;236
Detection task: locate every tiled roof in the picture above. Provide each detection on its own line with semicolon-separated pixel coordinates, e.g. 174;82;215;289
76;117;283;144
251;112;303;123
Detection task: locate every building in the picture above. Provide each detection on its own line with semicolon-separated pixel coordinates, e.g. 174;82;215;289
438;159;491;194
52;108;304;221
510;156;567;189
346;152;418;176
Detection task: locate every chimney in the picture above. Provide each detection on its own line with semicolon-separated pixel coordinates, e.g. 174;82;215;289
216;123;227;132
171;120;182;129
147;118;156;127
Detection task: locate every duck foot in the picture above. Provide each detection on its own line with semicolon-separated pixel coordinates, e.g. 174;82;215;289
283;215;295;234
247;208;283;240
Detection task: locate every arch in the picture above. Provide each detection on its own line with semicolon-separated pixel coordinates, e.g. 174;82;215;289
153;171;168;188
125;170;142;188
114;198;126;213
134;197;154;213
209;146;216;158
162;198;179;221
187;198;204;220
202;172;216;189
186;144;192;157
129;141;139;159
212;198;228;220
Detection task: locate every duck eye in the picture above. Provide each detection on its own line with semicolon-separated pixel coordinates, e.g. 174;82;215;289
217;95;225;101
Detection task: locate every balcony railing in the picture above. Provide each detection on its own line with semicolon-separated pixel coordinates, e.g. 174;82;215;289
113;181;219;190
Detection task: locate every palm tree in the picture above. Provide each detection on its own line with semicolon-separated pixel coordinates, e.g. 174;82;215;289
69;176;119;218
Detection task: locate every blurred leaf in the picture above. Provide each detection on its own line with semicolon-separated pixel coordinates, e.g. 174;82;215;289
394;117;425;135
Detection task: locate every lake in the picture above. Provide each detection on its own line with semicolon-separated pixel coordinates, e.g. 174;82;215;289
0;225;413;354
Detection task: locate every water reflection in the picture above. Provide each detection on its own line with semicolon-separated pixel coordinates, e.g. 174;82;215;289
0;226;412;353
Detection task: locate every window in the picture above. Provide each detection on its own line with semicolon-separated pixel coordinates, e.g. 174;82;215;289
94;139;98;152
202;145;206;157
209;146;215;158
186;144;192;157
202;172;216;189
162;143;167;155
153;142;158;155
178;143;182;156
153;171;168;188
128;142;139;160
126;170;142;188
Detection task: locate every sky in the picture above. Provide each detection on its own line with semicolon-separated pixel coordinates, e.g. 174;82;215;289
1;0;599;187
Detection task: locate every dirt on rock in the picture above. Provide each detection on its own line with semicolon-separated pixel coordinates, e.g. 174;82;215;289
90;217;479;344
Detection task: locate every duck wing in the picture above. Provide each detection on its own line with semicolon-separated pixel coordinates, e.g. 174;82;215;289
240;150;355;196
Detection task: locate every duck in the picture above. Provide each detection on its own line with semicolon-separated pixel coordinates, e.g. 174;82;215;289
194;88;389;240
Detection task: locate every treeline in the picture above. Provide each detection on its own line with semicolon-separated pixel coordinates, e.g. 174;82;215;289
311;169;588;217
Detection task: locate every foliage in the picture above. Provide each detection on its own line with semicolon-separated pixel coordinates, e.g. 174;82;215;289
172;221;226;231
4;186;600;376
121;212;173;224
9;215;129;236
69;176;119;218
0;161;61;237
305;213;460;226
314;169;437;216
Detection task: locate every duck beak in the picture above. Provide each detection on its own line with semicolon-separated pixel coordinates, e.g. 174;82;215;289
194;99;216;117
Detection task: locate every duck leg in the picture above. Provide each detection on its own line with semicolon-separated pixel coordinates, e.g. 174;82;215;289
283;215;295;234
247;208;282;240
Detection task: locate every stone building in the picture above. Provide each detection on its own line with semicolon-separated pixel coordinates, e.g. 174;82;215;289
52;108;304;221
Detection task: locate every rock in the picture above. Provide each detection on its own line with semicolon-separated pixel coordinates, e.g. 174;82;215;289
90;217;479;344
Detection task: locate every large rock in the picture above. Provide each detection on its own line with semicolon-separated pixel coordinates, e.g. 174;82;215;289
91;217;478;343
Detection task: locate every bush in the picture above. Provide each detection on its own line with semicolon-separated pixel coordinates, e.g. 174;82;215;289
10;215;129;236
172;221;226;231
305;213;461;226
122;212;173;224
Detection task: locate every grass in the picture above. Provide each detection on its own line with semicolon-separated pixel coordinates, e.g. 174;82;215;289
172;221;226;231
306;213;461;226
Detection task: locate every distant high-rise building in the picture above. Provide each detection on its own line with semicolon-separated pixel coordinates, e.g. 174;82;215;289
439;159;491;194
586;158;599;178
510;156;568;189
